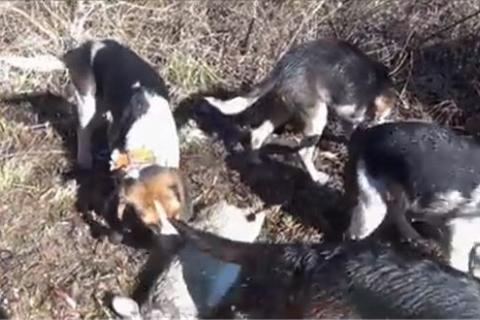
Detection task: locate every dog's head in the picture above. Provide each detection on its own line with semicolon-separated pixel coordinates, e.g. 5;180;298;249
368;87;397;124
341;87;397;136
114;165;191;236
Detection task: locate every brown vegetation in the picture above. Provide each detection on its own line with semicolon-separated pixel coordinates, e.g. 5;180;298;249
1;0;480;318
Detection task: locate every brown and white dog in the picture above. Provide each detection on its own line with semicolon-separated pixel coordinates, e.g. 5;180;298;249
204;38;396;184
1;39;191;238
62;39;191;238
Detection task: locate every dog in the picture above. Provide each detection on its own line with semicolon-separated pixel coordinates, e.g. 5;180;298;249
62;39;191;239
345;120;480;274
110;201;266;319
204;38;396;184
169;196;480;319
26;39;191;240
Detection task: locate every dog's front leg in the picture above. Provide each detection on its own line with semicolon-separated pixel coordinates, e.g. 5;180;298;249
299;102;329;184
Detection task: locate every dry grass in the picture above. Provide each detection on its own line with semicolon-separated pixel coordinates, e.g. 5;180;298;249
1;0;480;318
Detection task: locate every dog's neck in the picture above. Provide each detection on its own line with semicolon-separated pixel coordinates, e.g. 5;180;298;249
110;147;158;178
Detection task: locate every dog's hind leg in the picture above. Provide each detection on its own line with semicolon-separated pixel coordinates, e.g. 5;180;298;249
347;159;387;239
389;194;446;261
298;101;329;184
250;107;291;150
74;88;101;170
64;42;104;170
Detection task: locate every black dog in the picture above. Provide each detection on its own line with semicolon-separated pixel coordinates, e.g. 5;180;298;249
170;195;480;319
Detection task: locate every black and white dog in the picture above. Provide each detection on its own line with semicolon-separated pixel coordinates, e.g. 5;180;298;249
345;120;480;274
2;39;192;237
168;196;480;319
205;38;396;184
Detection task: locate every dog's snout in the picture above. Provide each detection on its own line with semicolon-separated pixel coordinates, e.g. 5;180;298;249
149;223;163;237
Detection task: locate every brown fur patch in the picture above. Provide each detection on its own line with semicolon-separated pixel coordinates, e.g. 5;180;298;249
118;168;187;228
373;89;396;121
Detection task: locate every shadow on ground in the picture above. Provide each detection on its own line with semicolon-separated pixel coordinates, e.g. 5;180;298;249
403;36;480;130
1;91;154;249
0;306;8;319
176;89;351;240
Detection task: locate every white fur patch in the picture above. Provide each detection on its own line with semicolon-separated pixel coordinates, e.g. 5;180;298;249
299;101;329;184
448;216;480;273
336;104;367;124
90;41;106;64
459;184;480;214
76;91;97;128
205;96;256;115
251;120;275;149
348;159;387;239
336;104;357;117
75;90;97;169
124;92;180;168
111;296;141;320
156;201;179;236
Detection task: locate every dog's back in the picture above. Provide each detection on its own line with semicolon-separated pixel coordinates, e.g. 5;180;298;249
276;39;392;112
171;221;480;319
341;241;480;318
349;121;480;206
63;40;168;115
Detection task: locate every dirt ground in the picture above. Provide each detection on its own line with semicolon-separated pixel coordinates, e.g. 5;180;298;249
1;0;480;318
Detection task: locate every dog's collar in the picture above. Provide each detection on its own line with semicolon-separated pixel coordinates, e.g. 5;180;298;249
110;147;156;172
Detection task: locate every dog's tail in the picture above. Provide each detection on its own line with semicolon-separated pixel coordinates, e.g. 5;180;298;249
170;219;274;268
0;55;66;72
204;67;280;115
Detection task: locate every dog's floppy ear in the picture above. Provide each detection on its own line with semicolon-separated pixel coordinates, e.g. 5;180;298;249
111;296;141;319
